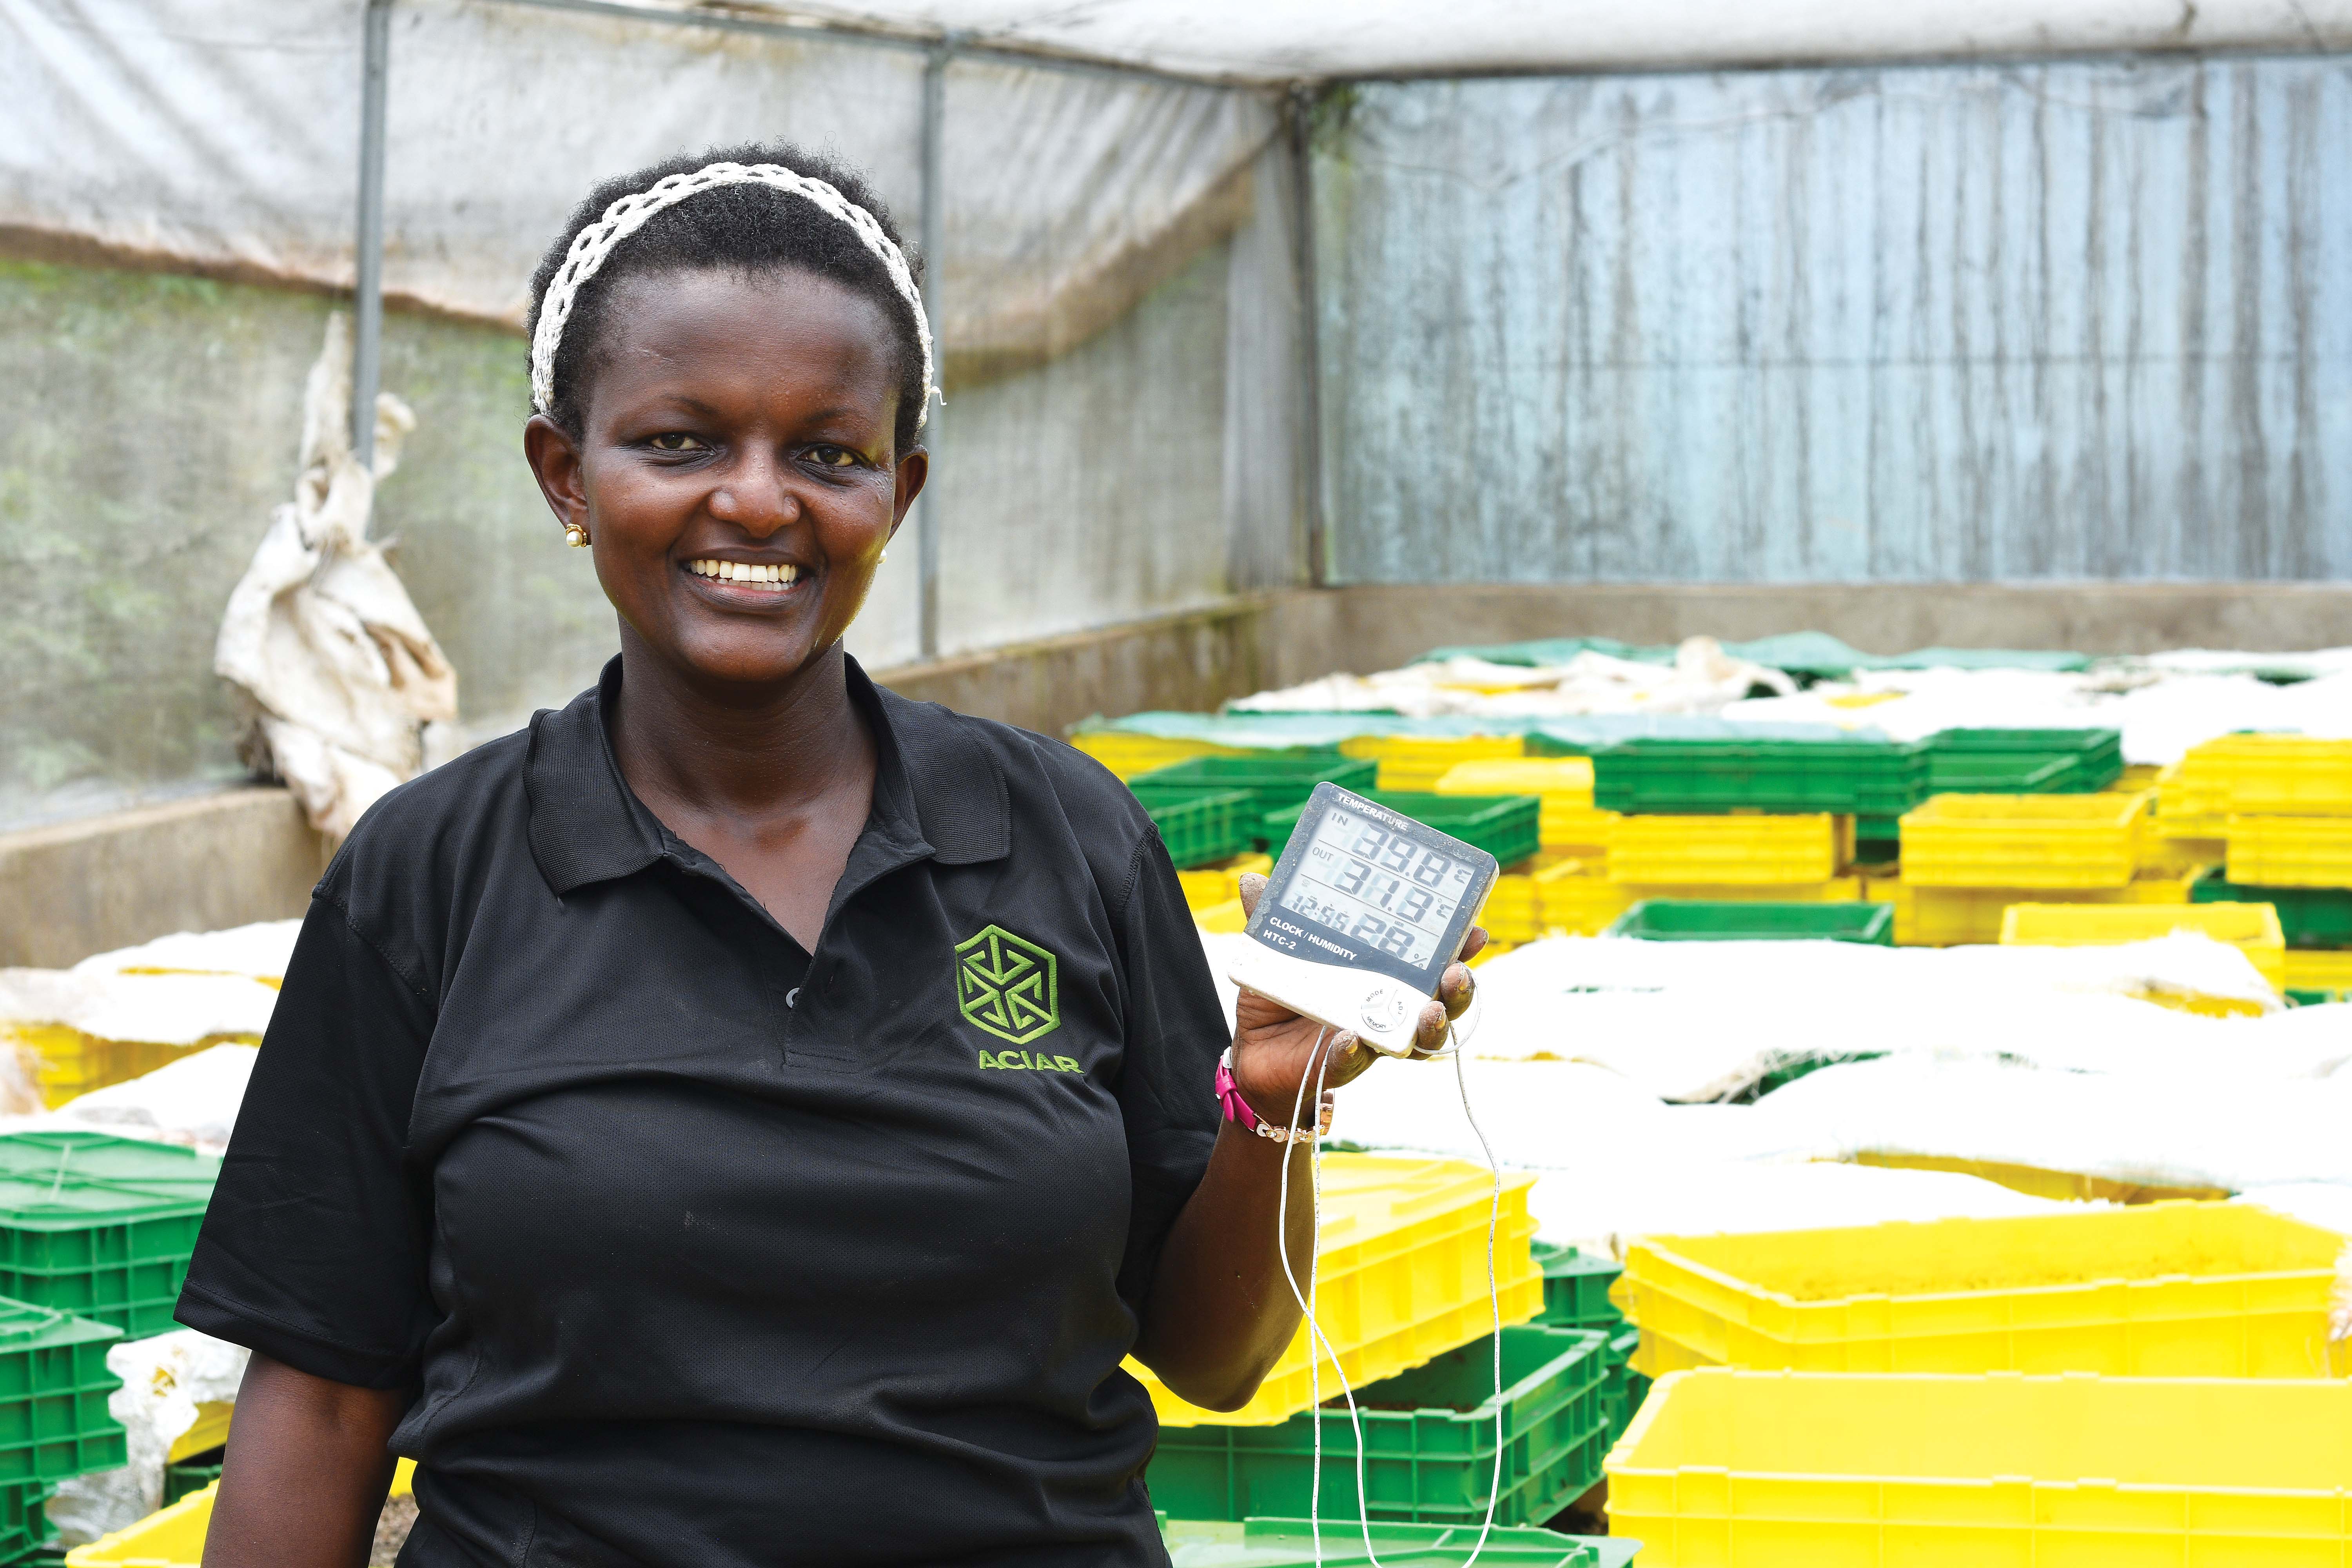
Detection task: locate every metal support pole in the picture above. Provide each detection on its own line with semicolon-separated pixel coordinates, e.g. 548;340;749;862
916;40;950;660
1289;83;1327;588
352;0;393;469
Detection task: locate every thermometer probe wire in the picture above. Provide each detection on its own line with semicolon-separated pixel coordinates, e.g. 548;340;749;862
1270;1006;1505;1568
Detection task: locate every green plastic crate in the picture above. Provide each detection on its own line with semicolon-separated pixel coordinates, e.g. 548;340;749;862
2286;987;2347;1007
1128;755;1380;820
0;1132;219;1339
2190;866;2352;948
1531;1243;1623;1332
0;1298;123;1485
1599;1327;1649;1443
1259;793;1541;869
1149;1326;1611;1528
1127;787;1259;869
1604;900;1894;946
0;1479;52;1563
1160;1517;1640;1567
1590;737;1928;817
1922;728;2123;794
162;1448;223;1506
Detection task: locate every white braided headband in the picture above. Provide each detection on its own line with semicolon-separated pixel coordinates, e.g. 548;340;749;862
529;161;935;429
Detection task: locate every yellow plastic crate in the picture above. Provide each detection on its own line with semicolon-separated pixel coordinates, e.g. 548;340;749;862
2156;756;2229;837
1129;1154;1540;1427
2229;814;2352;888
1477;873;1542;944
2137;829;2225;876
2114;762;2167;791
1068;732;1248;781
1534;860;1636;935
1617;878;1861;904
0;1024;250;1110
68;1460;417;1566
1999;900;2285;993
166;1403;232;1465
1606;815;1851;886
2285;949;2352;990
2192;735;2352;816
1606;1368;2352;1567
1434;756;1595;807
1432;758;1617;852
1175;853;1273;913
1340;735;1524;793
1193;898;1247;935
1538;804;1619;855
1899;790;2152;889
1613;1203;2348;1379
1892;872;2207;946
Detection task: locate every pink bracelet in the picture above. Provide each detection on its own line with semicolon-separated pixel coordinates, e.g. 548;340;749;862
1216;1051;1332;1145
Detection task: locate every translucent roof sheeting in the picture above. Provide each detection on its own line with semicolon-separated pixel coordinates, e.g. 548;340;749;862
755;0;2352;81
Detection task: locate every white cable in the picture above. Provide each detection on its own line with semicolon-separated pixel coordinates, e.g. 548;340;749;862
1269;984;1505;1566
1452;1034;1506;1566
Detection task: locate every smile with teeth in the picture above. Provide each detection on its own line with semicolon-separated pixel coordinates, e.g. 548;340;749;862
687;559;801;590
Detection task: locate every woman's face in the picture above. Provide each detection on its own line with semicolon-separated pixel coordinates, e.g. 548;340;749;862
525;267;927;690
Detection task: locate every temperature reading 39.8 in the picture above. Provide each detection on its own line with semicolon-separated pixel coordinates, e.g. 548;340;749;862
1277;805;1477;970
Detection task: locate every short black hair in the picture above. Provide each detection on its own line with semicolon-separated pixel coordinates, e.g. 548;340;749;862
525;141;927;454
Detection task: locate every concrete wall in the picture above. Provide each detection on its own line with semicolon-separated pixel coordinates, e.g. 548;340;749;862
14;577;2346;967
0;788;326;970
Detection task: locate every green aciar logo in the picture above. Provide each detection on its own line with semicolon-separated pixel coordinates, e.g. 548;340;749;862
954;925;1060;1045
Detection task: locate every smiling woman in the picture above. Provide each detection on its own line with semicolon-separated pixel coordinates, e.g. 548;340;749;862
172;143;1479;1568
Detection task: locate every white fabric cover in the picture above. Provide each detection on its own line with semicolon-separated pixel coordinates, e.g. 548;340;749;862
213;315;456;839
45;1330;249;1546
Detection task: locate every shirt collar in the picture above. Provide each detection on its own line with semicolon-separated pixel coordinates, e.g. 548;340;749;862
526;653;1007;896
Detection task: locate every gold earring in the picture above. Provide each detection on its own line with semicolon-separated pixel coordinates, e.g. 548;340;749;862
564;524;588;548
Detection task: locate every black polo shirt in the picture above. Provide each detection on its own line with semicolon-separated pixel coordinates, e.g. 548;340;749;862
176;655;1228;1567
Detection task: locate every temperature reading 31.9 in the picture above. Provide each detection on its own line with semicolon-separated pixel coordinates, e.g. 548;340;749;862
1278;805;1477;970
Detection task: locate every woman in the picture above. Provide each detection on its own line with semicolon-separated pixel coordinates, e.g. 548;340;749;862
181;143;1480;1567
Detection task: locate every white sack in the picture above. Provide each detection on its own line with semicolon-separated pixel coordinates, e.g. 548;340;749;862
0;971;275;1049
1457;934;2301;1102
47;1044;260;1155
1521;1159;2074;1260
2238;1184;2352;1238
71;921;302;985
1229;636;1796;718
1749;1053;2352;1194
45;1330;248;1546
214;314;456;840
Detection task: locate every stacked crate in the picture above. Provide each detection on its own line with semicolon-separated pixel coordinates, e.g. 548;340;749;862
1125;754;1377;878
1603;1204;2352;1559
0;1131;206;1561
1127;1154;1544;1431
1584;737;1899;921
2166;736;2352;1002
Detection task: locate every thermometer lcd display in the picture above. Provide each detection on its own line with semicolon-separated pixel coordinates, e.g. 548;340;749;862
1278;803;1478;971
1241;784;1499;1001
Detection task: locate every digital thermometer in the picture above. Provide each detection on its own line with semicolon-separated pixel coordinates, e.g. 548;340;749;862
1227;783;1500;1058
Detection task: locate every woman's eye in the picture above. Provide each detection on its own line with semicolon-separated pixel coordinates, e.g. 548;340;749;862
649;433;706;452
808;445;859;468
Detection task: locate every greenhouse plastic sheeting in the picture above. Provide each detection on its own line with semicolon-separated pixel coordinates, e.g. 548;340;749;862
4;0;1276;340
1416;632;2092;679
